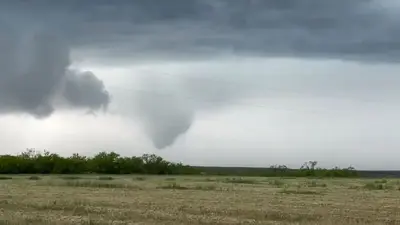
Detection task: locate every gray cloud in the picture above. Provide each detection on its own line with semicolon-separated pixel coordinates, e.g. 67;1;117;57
62;70;110;111
9;0;397;62
0;12;110;118
2;0;400;148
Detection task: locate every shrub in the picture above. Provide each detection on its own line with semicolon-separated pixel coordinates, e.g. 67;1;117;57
158;182;189;190
194;184;217;191
364;182;386;190
268;179;285;187
98;176;114;180
374;179;388;184
280;188;322;195
60;176;82;180
224;177;258;184
305;180;327;188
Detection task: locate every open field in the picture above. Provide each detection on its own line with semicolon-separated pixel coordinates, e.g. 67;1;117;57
0;175;400;224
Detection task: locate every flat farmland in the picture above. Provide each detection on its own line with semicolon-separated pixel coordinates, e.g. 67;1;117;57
0;175;399;225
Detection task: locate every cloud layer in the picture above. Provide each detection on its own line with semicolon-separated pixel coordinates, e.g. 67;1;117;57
23;0;398;62
1;0;400;148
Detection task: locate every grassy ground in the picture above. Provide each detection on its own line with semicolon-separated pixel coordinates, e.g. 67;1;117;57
0;175;399;224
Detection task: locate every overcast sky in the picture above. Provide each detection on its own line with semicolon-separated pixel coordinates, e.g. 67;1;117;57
1;0;400;169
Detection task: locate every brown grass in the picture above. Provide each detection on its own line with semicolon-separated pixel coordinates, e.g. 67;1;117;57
0;176;399;224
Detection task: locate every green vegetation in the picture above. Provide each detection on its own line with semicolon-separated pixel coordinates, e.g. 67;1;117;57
268;179;286;187
223;177;259;184
27;176;41;180
363;181;392;190
134;176;147;181
0;149;198;175
305;180;328;188
60;176;82;180
158;182;190;190
279;188;322;195
196;161;358;177
97;176;114;180
0;149;358;178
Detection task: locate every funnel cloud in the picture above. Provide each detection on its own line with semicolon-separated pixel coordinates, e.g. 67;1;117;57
132;75;195;149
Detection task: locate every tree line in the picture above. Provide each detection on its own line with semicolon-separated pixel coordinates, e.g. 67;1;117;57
0;149;358;177
196;161;358;177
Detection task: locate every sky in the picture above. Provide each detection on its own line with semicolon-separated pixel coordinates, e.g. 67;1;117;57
0;0;400;170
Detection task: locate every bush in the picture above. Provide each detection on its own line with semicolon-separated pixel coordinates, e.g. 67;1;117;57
194;184;217;191
374;179;388;184
98;176;114;180
280;188;322;195
158;182;189;190
364;182;387;190
60;176;82;180
224;177;258;184
268;179;285;187
305;180;327;188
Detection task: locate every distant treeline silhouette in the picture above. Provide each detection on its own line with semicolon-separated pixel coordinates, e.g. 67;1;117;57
0;149;358;177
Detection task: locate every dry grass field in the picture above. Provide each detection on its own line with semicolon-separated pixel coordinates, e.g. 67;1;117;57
0;175;399;225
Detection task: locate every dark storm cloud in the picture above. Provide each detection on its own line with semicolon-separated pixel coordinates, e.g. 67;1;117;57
5;0;398;62
0;12;110;118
